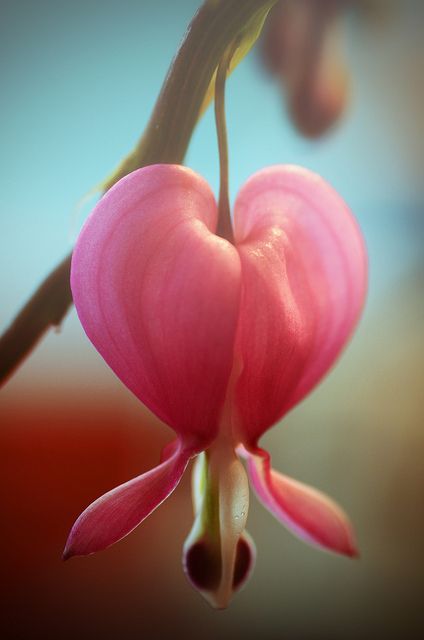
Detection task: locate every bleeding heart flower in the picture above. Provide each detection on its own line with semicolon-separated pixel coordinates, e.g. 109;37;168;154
65;163;366;608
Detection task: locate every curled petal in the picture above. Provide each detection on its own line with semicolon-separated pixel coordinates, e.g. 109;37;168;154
241;446;357;557
234;165;367;444
71;164;241;450
63;440;190;559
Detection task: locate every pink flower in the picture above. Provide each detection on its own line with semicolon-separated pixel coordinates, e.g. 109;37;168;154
65;164;366;608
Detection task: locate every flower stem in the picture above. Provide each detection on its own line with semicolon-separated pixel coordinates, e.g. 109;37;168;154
215;42;238;244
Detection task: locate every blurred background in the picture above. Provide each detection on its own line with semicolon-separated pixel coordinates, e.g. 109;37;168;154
1;0;423;638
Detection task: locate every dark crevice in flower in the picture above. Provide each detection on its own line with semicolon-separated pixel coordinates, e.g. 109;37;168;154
184;541;222;591
232;537;252;589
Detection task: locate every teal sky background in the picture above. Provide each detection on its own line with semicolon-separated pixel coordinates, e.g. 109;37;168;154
1;0;423;371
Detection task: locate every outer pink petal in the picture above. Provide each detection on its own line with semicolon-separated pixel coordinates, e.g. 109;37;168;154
233;165;367;443
71;165;241;450
63;440;190;559
241;447;357;556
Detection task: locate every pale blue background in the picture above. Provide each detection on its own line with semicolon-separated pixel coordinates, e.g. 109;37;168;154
1;0;423;341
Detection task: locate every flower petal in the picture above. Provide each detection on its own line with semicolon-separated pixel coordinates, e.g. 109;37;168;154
71;164;241;449
241;446;357;557
183;447;255;609
63;440;190;559
233;165;366;443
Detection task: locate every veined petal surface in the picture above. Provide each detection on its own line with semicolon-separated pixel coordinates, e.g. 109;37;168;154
63;440;190;558
71;165;241;449
233;165;366;444
242;447;357;557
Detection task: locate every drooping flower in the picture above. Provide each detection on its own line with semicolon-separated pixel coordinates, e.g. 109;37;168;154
65;163;367;608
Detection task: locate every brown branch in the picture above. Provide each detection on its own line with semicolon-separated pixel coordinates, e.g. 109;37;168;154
0;254;73;386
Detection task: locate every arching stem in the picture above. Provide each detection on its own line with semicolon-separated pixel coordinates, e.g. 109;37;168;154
215;42;238;243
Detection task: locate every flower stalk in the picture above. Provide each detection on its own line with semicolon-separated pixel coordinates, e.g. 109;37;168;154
215;41;239;244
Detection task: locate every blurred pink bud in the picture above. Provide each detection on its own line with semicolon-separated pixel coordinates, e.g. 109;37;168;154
65;163;366;606
262;0;351;137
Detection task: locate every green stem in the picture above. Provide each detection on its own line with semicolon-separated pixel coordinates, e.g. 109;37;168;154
215;42;238;243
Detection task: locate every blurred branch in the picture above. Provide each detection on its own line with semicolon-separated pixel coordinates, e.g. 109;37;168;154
0;255;72;385
0;0;276;388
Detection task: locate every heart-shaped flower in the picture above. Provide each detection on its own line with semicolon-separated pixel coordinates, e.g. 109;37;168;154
65;163;366;607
